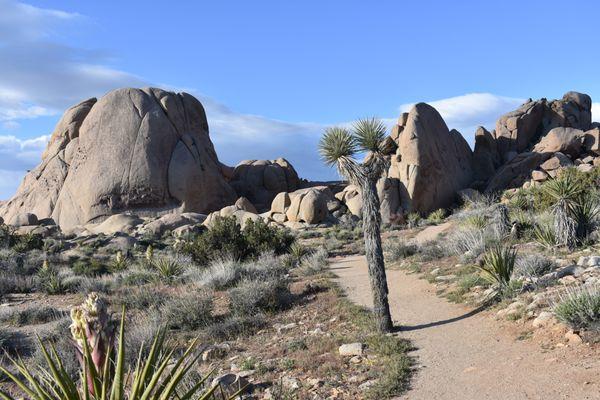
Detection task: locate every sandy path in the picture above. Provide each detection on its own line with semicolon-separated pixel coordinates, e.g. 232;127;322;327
331;255;599;400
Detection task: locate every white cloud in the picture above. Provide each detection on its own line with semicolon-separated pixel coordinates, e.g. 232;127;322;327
592;103;600;123
400;93;525;146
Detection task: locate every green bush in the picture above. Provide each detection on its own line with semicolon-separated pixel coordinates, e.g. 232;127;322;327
554;286;600;330
426;208;446;224
12;233;44;253
72;259;109;277
243;218;295;258
182;216;294;265
384;241;417;262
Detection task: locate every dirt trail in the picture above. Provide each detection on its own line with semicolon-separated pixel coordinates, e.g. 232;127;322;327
331;255;600;400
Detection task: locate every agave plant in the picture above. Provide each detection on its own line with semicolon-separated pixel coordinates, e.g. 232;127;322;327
319;118;393;332
0;293;241;399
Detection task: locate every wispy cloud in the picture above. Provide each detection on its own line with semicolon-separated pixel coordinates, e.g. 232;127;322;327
400;93;525;145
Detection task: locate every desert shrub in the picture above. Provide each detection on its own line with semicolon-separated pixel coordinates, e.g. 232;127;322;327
72;275;117;294
182;216;293;265
554;285;600;330
416;240;446;261
0;274;37;297
406;212;421;228
426;209;446;224
72;258;109;276
117;287;171;310
205;314;267;341
0;306;66;326
43;238;64;254
162;290;214;331
0;223;16;248
11;232;44;253
477;245;517;290
242;252;290;281
228;278;291;316
384;241;417;262
446;227;487;260
298;246;329;275
197;257;244;289
123;311;163;366
120;265;157;286
514;254;556;278
243;218;294;258
464;214;488;229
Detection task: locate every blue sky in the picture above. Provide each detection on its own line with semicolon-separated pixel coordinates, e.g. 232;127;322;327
1;0;599;198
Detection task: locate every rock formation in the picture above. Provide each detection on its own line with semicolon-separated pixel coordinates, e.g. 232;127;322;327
229;158;300;212
0;88;237;229
388;103;473;214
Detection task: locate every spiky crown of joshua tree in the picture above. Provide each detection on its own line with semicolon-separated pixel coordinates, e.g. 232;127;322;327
319;118;390;183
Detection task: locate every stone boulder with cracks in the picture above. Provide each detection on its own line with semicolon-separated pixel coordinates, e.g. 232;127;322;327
0;88;236;229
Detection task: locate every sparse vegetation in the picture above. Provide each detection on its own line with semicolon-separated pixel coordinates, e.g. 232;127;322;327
554;285;600;330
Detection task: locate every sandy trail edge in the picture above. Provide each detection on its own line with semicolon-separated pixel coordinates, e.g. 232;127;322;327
331;255;599;400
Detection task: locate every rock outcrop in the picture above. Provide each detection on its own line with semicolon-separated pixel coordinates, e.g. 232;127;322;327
229;158;300;212
494;92;592;162
388;103;473;214
1;88;237;229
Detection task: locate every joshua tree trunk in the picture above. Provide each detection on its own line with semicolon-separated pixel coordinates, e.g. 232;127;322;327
359;177;393;333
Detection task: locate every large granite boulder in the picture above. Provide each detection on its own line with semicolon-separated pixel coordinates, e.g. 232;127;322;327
472;126;501;186
229;158;300;212
285;187;332;224
532;127;585;157
0;88;237;229
335;178;404;224
388;103;473;214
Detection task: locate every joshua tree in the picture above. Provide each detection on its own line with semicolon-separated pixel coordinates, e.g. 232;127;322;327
319;118;393;332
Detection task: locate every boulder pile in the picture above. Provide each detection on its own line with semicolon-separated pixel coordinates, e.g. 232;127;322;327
2;88;598;232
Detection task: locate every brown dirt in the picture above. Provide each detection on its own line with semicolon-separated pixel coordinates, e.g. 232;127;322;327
331;255;600;400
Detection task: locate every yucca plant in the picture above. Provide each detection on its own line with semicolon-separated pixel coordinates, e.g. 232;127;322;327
319;118;393;332
543;174;582;249
0;293;241;400
477;245;517;290
110;251;128;273
572;190;600;243
152;257;184;284
533;222;558;250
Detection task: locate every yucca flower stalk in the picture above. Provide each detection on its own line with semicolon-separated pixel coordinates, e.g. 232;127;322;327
70;293;116;395
145;245;154;264
319;118;393;332
0;294;242;400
